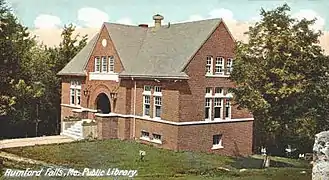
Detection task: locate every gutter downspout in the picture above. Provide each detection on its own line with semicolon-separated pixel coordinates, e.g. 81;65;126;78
132;78;136;139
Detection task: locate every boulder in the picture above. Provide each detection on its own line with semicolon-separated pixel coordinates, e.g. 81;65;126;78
312;131;329;180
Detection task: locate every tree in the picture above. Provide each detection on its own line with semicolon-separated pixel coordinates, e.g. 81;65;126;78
44;24;87;134
0;0;35;116
230;4;328;155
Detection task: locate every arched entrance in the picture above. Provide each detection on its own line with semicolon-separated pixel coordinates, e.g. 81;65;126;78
95;93;111;114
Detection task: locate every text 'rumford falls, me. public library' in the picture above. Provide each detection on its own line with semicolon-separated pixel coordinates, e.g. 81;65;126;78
3;167;138;177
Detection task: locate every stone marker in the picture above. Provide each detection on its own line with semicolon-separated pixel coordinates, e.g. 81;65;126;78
312;131;329;180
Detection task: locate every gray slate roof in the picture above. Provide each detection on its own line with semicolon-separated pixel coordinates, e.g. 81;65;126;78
58;18;223;78
57;33;99;76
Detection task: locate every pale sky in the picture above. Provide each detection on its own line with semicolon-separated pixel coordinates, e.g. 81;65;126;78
4;0;329;54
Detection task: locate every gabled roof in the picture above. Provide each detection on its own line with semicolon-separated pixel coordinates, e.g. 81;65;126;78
58;18;224;78
57;33;99;76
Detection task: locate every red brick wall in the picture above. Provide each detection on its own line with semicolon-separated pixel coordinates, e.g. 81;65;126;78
134;118;179;150
120;79;180;122
177;121;253;156
180;21;252;122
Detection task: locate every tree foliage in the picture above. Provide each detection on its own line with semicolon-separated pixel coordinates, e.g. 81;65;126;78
0;0;88;137
230;4;329;154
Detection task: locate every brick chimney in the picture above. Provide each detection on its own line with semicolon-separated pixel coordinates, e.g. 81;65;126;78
153;14;164;30
138;24;148;28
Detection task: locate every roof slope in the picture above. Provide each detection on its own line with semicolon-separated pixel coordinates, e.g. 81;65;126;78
58;18;222;78
57;33;99;76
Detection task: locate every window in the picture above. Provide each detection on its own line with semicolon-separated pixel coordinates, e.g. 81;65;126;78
144;85;152;92
225;99;231;119
214;98;223;119
215;57;224;74
206;56;213;75
143;95;151;116
109;56;114;72
70;80;81;105
155;86;161;93
140;131;150;141
205;87;212;97
94;57;101;72
226;58;233;74
215;87;223;95
153;134;161;140
76;89;81;105
101;56;107;72
213;134;223;148
154;96;162;118
205;98;212;121
70;89;75;105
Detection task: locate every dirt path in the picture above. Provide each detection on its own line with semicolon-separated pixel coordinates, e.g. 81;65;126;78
0;135;74;149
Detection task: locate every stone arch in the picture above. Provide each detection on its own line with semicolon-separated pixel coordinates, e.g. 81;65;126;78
95;93;111;114
89;84;111;110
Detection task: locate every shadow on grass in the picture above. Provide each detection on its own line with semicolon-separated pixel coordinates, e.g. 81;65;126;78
232;156;297;169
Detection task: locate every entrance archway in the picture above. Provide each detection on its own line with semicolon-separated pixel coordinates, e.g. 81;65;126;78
95;93;111;114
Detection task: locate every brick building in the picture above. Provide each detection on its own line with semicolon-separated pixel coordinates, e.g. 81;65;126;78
58;14;254;156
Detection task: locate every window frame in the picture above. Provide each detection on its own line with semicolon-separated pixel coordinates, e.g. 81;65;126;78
101;56;108;72
94;57;101;72
140;130;150;141
152;133;162;144
225;99;231;119
226;58;233;74
206;56;213;75
214;98;223;120
215;57;224;75
212;134;223;149
205;98;212;121
70;80;81;106
109;56;114;72
143;95;151;117
154;96;162;119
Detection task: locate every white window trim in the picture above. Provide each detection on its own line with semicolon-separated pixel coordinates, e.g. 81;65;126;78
226;58;233;74
206;56;213;75
225;99;232;119
151;139;162;144
205;98;212;121
154;86;162;97
212;135;224;149
101;56;108;73
70;81;81;106
140;130;150;140
151;134;162;144
76;89;81;106
212;144;224;149
94;57;101;72
70;88;75;105
213;98;223;121
205;87;212;98
109;56;114;73
153;96;162;120
215;57;224;75
143;95;151;117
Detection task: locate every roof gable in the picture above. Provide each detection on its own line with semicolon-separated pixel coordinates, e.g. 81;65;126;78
57;33;99;76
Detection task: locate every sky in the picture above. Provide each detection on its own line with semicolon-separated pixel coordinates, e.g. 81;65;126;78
5;0;329;30
4;0;329;53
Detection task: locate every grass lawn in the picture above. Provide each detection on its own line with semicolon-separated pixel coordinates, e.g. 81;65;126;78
2;139;311;180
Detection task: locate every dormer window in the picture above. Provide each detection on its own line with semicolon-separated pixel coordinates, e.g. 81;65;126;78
94;57;101;72
206;56;213;75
